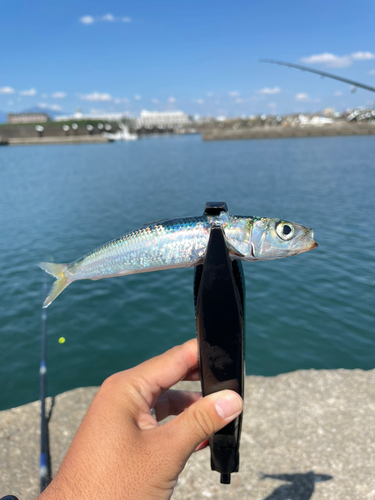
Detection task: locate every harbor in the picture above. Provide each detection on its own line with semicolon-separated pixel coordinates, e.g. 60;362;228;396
1;108;375;146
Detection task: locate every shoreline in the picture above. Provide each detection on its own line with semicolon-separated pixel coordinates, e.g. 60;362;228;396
7;136;112;146
1;368;374;499
202;123;375;141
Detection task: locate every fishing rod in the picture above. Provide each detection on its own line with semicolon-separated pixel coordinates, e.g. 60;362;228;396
40;280;51;492
260;59;375;93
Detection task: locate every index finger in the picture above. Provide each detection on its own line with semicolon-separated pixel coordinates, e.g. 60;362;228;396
133;338;198;407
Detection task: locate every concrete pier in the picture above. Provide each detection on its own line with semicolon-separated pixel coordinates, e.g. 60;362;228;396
202;124;375;141
1;369;375;499
8;136;112;146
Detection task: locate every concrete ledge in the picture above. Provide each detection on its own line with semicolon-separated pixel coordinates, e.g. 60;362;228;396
8;136;111;146
202;125;375;141
1;369;375;499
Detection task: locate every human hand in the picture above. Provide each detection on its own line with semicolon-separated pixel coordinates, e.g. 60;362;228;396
39;339;243;500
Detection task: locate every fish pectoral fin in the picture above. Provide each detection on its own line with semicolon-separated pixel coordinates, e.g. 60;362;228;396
186;258;204;268
226;241;245;258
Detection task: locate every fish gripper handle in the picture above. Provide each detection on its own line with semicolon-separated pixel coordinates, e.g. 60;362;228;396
194;202;245;484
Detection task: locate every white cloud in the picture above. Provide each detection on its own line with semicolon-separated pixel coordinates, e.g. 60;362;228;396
102;13;114;22
268;102;277;108
134;94;141;100
8;100;14;105
333;91;343;97
80;15;95;24
295;93;320;103
301;53;351;68
42;93;48;98
19;88;37;96
0;86;15;94
52;91;66;99
197;99;204;105
151;98;159;104
206;92;214;97
351;51;375;61
301;51;375;68
80;92;112;101
235;98;244;103
167;96;176;103
229;91;240;97
368;69;375;75
38;103;63;111
295;93;309;101
80;14;132;25
258;86;281;95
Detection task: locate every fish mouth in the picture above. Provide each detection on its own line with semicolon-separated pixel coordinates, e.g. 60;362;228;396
297;228;318;253
297;239;318;254
298;229;318;253
308;230;318;249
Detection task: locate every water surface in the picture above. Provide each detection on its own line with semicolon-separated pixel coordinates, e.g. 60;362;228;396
0;135;374;410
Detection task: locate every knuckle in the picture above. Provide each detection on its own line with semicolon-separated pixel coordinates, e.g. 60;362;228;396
191;405;216;437
100;371;126;393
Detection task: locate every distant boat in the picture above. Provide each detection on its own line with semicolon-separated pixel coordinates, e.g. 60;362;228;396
103;123;138;141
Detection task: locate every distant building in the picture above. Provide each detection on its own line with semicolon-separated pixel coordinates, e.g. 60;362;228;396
55;110;130;122
137;110;191;128
7;112;50;124
322;107;335;118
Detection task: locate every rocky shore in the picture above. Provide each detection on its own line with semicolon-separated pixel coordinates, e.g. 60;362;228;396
1;369;375;499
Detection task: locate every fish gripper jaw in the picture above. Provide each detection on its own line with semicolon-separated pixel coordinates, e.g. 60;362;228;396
194;202;245;484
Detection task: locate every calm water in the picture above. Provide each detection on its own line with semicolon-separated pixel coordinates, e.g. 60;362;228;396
0;135;374;410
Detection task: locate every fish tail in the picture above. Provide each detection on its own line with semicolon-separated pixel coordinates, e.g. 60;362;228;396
38;262;71;308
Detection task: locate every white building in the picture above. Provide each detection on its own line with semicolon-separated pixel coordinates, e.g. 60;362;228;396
137;110;191;128
8;112;50;124
55;110;130;122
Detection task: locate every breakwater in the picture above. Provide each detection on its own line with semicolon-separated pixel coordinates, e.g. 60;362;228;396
7;136;111;146
1;369;374;499
202;123;375;141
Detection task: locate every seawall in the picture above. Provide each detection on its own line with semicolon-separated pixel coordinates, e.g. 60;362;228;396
7;136;111;146
202;124;375;141
1;369;375;499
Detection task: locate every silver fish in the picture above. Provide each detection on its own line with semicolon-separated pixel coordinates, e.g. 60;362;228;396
39;212;317;308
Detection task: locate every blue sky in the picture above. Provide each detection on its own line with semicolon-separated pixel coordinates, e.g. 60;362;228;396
1;0;375;117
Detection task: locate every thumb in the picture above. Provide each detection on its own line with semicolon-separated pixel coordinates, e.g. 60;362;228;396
160;390;243;463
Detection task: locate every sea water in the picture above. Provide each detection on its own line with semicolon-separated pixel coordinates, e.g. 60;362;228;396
0;134;374;410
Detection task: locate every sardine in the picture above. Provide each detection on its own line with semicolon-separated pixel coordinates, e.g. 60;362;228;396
39;212;317;308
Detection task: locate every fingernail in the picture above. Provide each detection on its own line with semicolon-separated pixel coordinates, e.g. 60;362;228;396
214;392;243;419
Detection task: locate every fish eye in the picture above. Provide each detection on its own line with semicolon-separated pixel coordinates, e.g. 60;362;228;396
276;222;295;241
